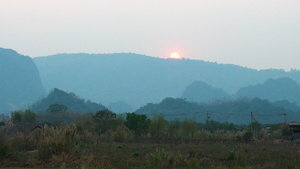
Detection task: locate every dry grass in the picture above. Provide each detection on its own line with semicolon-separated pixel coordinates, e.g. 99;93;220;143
0;123;299;168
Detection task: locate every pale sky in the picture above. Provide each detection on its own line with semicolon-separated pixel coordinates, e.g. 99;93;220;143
0;0;299;70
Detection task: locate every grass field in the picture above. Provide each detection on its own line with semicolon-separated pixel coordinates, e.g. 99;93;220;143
1;138;299;168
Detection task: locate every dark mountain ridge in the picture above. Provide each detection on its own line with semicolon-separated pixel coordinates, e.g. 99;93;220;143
31;88;107;113
135;97;300;124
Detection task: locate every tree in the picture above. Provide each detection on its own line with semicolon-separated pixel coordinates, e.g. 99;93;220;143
93;109;116;133
149;114;166;137
23;109;36;123
181;119;198;137
125;113;151;136
11;111;22;123
11;109;37;123
46;104;68;114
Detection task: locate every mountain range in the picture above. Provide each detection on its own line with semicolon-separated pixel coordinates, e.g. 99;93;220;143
1;48;300;118
33;53;300;110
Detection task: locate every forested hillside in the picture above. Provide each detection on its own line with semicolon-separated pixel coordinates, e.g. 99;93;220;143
31;88;107;113
135;97;300;124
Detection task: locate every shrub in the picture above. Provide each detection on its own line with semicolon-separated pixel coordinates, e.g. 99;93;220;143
38;124;77;160
12;111;22;123
243;131;253;143
113;125;134;143
181;119;198;137
93;110;116;133
133;151;139;157
23;109;36;123
226;149;235;160
0;142;9;159
125;113;150;136
149;114;166;138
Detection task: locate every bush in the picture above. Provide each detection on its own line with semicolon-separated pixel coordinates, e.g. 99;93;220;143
226;149;235;160
93;110;116;133
38;124;77;160
113;125;134;143
149;114;166;138
125;113;150;136
0;142;9;159
243;131;253;143
181;119;198;137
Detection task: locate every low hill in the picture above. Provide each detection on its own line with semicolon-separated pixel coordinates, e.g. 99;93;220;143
236;78;300;105
0;48;46;113
135;97;300;124
31;88;107;113
135;97;206;121
181;81;229;103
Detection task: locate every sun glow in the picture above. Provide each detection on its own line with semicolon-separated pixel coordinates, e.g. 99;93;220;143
170;52;181;59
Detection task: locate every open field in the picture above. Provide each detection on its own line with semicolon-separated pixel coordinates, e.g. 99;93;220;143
1;111;299;168
1;138;300;168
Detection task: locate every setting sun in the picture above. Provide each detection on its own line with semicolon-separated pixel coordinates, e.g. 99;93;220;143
170;52;181;59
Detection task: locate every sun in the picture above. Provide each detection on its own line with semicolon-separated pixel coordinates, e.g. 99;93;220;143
170;52;181;59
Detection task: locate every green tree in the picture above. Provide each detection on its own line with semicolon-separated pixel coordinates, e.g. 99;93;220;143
11;111;22;123
93;109;116;133
181;119;198;137
167;119;180;138
46;104;68;114
23;109;36;123
125;113;151;136
149;114;166;137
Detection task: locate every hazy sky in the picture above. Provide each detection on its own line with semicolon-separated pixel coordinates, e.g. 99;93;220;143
0;0;299;70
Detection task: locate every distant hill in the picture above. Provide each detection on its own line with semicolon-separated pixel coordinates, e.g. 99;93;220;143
203;98;300;124
236;78;300;105
135;97;205;121
33;53;300;110
0;48;46;113
181;81;229;103
31;88;107;113
135;97;300;124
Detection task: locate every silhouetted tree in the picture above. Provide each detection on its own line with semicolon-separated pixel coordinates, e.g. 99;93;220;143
125;113;150;136
23;109;36;123
93;109;116;133
11;111;22;123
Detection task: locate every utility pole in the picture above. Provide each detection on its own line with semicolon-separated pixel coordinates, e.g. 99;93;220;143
284;113;287;124
250;112;253;133
206;111;210;130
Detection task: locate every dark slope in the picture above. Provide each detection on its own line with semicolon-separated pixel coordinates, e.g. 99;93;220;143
0;48;46;113
31;88;107;113
135;97;205;121
33;53;300;109
181;81;229;103
236;78;300;105
135;97;300;124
